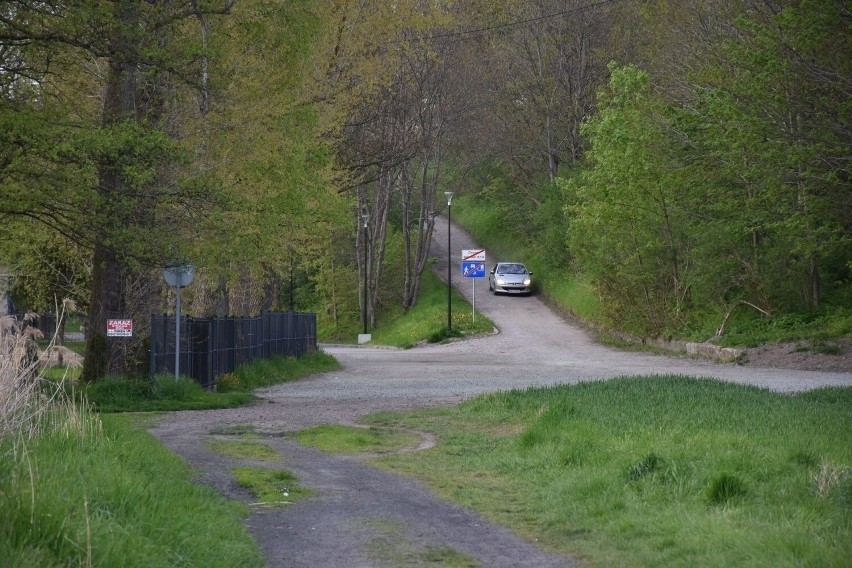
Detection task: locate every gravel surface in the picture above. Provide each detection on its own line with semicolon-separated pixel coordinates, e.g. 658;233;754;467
150;217;851;568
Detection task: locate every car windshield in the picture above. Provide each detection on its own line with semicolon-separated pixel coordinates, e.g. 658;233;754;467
498;264;526;274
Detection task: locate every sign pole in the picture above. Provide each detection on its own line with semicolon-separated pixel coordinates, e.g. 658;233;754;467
175;283;181;380
163;264;195;380
461;249;486;325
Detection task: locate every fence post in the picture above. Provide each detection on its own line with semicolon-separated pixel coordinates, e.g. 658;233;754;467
149;315;155;377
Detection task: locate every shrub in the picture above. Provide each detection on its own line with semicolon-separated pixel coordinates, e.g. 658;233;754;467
217;373;241;392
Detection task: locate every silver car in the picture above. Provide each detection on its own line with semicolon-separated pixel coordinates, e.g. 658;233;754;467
488;262;533;295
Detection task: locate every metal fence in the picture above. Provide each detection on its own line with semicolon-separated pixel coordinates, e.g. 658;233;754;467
10;312;57;338
149;311;317;389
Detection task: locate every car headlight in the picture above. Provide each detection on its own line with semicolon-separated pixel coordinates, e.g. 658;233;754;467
496;278;506;285
523;278;531;286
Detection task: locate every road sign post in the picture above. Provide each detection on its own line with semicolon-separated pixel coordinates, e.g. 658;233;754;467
462;250;486;323
163;264;195;380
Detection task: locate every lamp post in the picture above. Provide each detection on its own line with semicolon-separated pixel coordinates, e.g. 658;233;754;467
445;192;455;332
361;213;369;336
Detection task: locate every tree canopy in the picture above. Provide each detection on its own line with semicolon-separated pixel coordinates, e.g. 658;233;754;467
1;0;847;376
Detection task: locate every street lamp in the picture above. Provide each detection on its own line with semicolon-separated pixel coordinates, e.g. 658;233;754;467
361;213;369;336
445;192;455;332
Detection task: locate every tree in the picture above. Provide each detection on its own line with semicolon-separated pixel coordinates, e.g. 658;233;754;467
566;64;693;335
1;1;239;379
313;1;472;323
694;0;851;310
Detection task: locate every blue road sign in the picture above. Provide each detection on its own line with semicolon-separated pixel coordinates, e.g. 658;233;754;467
462;261;486;278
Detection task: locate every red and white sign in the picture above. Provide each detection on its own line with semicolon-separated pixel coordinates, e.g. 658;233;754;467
107;319;133;337
462;249;486;262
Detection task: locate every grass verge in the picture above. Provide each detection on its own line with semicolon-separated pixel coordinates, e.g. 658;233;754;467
368;270;494;348
3;319;336;565
348;377;851;567
0;413;263;567
79;349;339;412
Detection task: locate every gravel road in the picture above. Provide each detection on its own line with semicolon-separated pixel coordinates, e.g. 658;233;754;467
150;217;851;568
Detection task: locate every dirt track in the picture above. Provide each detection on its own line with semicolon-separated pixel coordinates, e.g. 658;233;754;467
150;217;851;568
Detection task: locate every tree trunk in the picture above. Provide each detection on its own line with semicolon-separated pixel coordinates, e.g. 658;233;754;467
82;0;139;380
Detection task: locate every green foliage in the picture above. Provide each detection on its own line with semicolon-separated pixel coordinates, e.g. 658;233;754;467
367;270;493;348
565;64;690;335
558;0;852;337
4;0;848;358
1;226;91;315
712;306;852;348
187;0;349;321
0;413;263;567
372;378;852;567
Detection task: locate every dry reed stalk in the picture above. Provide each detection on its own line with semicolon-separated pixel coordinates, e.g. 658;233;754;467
0;326;45;440
813;460;850;499
1;302;97;444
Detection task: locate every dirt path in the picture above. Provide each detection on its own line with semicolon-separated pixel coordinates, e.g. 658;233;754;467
150;218;851;568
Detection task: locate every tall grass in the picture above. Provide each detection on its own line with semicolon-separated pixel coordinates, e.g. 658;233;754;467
2;316;49;439
368;377;852;567
369;270;494;348
1;313;264;566
0;413;264;567
226;349;340;391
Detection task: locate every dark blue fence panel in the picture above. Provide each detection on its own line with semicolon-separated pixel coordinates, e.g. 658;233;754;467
149;311;317;389
12;312;57;339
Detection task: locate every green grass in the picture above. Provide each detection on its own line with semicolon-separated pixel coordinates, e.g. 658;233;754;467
223;350;340;391
42;364;82;381
2;347;334;564
353;377;851;567
368;270;494;348
79;374;254;412
297;424;421;455
78;350;339;412
0;413;263;567
233;466;311;507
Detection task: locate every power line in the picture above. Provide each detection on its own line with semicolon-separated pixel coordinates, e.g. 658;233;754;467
425;0;627;41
